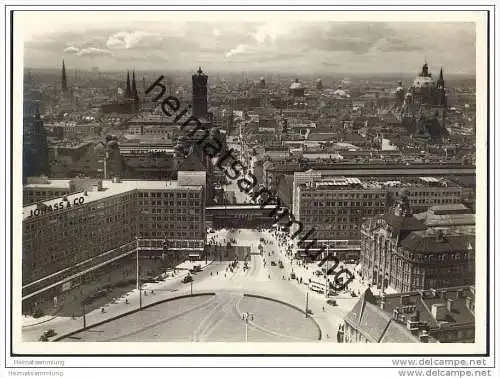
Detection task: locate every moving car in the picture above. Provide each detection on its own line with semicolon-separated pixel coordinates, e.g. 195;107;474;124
271;261;277;266
190;264;202;273
182;274;193;283
278;261;284;269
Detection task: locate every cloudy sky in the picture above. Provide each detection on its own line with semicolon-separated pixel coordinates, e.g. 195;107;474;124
18;11;477;74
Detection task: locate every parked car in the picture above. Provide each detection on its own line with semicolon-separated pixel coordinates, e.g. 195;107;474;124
39;329;57;341
326;299;337;306
271;261;277;266
289;272;296;279
278;261;284;269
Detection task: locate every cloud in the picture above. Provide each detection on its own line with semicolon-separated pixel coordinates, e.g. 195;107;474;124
376;36;423;52
322;61;340;67
225;44;250;58
76;47;113;57
255;53;300;63
106;31;162;49
225;22;293;58
63;45;80;54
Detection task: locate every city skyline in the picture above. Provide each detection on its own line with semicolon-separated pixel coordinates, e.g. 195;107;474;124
20;12;476;74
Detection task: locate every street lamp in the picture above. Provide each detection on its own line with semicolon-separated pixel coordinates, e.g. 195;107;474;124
81;300;86;329
135;236;140;290
136;236;143;309
241;312;254;342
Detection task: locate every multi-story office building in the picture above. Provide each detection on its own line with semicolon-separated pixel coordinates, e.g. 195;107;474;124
23;177;73;205
292;172;464;258
359;198;475;292
22;174;206;304
342;286;475;343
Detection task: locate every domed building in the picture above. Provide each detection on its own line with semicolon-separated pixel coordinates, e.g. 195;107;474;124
316;78;323;90
333;85;350;99
401;62;448;139
289;78;305;97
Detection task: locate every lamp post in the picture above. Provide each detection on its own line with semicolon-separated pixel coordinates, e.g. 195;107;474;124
242;312;254;342
190;279;193;296
81;301;86;329
136;236;140;290
305;292;309;318
139;282;142;309
136;236;143;309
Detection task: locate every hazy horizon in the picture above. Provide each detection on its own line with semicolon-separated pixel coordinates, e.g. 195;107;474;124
19;12;477;76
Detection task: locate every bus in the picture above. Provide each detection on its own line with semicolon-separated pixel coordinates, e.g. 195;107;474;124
309;278;329;294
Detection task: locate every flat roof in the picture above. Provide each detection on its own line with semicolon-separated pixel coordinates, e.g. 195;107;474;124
24;179;72;189
23;180;202;221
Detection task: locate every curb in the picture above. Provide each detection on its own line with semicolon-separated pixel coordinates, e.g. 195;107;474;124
52;292;216;342
27;262;215;330
22;306;65;328
242;293;322;341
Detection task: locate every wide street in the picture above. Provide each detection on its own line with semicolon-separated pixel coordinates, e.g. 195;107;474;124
23;228;360;342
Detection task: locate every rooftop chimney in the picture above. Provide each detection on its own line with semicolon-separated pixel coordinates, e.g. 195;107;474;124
393;309;399;320
431;303;447;321
400;295;410;305
447;298;455;312
465;296;472;311
436;229;447;243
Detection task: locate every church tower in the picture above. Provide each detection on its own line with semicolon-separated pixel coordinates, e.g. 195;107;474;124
132;70;139;102
61;60;68;94
125;71;132;99
192;67;208;119
437;67;447;106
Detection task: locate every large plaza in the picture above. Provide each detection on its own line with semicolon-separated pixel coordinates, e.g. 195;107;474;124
23;228;365;343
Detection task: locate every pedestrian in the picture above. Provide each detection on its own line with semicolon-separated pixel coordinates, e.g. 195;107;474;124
323;306;325;312
101;307;105;313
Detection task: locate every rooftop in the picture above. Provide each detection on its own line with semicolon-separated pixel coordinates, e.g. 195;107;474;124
344;286;475;343
23;179;203;221
24;179;72;189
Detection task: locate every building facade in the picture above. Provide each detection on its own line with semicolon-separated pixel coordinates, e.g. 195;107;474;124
23;86;49;182
22;176;206;301
359;197;475;293
292;172;464;258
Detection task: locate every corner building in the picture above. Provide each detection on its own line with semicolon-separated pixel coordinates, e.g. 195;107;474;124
359;197;475;292
22;176;206;301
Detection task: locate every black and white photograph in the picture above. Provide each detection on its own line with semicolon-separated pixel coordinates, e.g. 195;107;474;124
2;3;497;376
